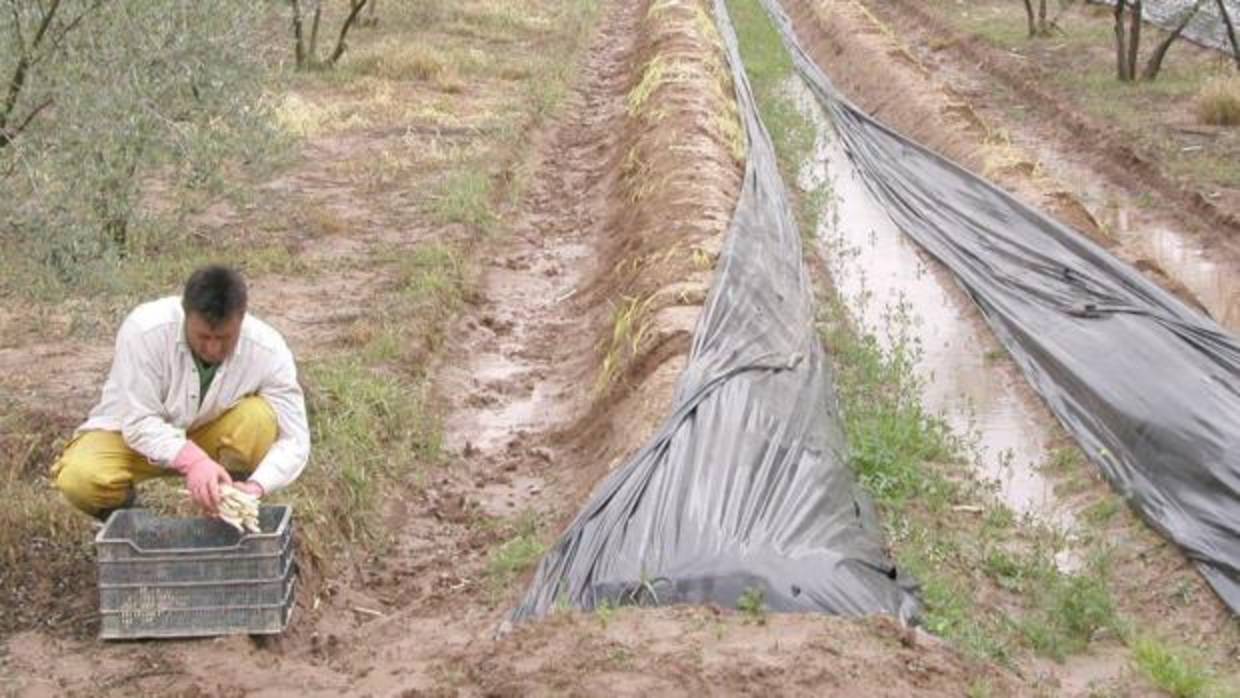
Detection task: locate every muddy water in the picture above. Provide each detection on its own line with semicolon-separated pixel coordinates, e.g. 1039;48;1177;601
1031;149;1240;332
788;79;1074;530
1129;219;1240;330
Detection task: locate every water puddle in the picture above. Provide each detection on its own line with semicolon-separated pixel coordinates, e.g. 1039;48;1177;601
787;78;1075;531
1030;151;1240;333
1126;218;1240;330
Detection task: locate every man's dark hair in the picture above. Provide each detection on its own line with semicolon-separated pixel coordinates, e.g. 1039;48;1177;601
182;265;248;325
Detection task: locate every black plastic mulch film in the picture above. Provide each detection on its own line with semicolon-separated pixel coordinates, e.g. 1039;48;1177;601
511;0;921;622
762;0;1240;611
514;0;1240;621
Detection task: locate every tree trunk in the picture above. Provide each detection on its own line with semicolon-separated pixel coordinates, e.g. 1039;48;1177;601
1023;0;1037;37
1115;0;1131;80
1128;0;1143;82
290;0;305;68
327;0;370;66
1143;2;1201;80
308;1;323;63
1038;0;1048;35
1217;0;1240;70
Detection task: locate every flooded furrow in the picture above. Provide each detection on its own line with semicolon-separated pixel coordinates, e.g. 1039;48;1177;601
1021;151;1240;333
1120;215;1240;330
790;78;1075;530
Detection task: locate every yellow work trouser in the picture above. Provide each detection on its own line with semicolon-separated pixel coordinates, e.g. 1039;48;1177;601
52;396;277;517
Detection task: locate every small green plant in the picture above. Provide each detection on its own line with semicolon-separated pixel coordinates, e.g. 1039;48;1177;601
431;170;496;229
486;511;547;600
966;679;994;698
1083;497;1122;526
1019;560;1118;661
1131;636;1217;698
596;598;618;628
737;586;767;625
1043;447;1080;473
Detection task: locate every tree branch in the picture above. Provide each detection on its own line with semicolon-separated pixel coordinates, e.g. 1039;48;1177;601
41;0;106;61
308;0;322;61
327;0;370;66
9;0;28;53
1217;0;1240;71
1127;0;1143;83
1143;0;1202;80
30;0;62;48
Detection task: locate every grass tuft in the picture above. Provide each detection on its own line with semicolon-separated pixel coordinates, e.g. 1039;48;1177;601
293;357;441;557
431;170;497;229
1196;75;1240;127
1131;636;1232;698
486;510;547;600
596;293;657;391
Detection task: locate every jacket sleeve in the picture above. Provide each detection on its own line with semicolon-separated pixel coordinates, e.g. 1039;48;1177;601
248;340;310;494
117;321;188;466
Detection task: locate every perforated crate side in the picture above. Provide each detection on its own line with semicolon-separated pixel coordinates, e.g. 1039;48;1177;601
97;527;294;585
99;573;295;639
95;506;292;564
99;553;295;612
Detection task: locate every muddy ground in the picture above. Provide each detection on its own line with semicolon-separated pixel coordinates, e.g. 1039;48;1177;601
2;0;1238;695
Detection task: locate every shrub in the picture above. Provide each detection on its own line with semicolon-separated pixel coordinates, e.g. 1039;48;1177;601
1196;75;1240;126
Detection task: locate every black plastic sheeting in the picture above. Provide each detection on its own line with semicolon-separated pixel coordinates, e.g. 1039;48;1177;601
510;0;921;622
757;0;1240;612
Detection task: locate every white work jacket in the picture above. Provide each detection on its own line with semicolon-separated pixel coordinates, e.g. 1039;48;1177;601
79;296;310;494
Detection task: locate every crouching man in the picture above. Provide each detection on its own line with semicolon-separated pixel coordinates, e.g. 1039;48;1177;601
52;265;310;521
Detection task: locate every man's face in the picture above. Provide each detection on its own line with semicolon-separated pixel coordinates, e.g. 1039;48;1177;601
185;311;243;364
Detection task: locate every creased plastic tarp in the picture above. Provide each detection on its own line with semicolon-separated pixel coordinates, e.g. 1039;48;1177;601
510;0;921;621
758;0;1240;612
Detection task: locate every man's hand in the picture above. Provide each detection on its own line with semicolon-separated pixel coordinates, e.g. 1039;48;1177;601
172;442;232;513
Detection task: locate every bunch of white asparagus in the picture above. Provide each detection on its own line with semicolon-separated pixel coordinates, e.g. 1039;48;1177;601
217;484;261;534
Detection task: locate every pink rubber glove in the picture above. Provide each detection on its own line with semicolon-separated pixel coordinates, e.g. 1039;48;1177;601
171;442;231;513
232;481;265;498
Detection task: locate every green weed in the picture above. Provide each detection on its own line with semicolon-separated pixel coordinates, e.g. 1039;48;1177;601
737;586;767;625
1131;636;1232;698
1082;497;1122;526
431;169;496;229
486;510;547;600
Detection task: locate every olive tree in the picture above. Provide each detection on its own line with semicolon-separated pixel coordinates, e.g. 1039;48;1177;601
0;1;281;295
1113;0;1208;82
